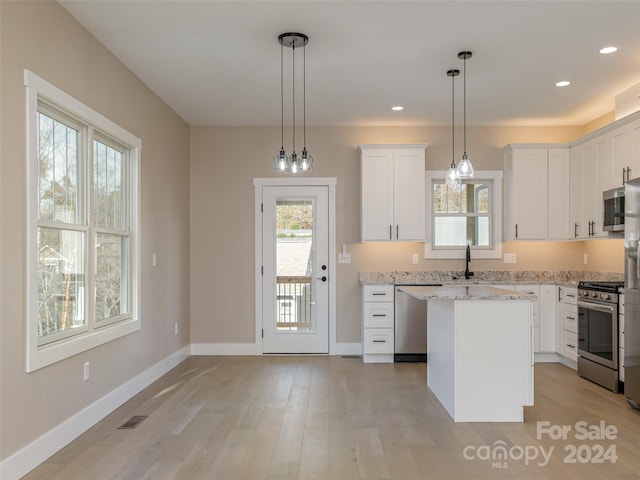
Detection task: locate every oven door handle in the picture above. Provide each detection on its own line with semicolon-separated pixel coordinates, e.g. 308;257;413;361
577;300;616;315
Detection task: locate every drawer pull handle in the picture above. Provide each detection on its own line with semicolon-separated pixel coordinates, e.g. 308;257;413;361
566;316;575;320
372;293;387;296
372;340;387;343
372;314;387;317
567;294;576;298
567;344;575;349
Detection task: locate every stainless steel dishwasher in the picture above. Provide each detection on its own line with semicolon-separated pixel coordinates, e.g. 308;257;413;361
394;284;441;362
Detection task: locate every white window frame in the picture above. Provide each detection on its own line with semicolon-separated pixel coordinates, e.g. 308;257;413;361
25;69;141;372
425;170;503;259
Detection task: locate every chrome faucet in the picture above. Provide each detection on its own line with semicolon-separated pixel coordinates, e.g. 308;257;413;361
464;245;474;280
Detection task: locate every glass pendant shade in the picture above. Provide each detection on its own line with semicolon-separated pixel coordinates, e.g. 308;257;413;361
446;160;460;190
300;147;313;171
456;153;474;178
273;147;288;171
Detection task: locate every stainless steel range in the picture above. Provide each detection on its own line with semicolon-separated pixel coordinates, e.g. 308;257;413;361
577;280;623;393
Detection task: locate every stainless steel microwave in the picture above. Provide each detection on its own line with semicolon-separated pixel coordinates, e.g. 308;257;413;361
603;187;624;232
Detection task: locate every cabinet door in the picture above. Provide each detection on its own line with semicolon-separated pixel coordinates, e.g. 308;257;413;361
506;148;548;240
361;149;394;241
394;148;425;241
629;119;640;182
515;285;540;352
547;148;571;239
537;285;556;352
611;125;631;188
570;146;584;239
592;135;609;238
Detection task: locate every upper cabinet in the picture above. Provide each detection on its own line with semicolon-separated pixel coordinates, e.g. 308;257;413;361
359;144;427;241
570;137;607;239
609;116;640;187
504;145;569;241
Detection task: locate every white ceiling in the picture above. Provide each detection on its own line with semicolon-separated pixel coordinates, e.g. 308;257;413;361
59;0;640;127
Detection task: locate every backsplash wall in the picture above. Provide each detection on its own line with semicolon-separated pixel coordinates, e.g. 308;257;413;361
351;239;624;274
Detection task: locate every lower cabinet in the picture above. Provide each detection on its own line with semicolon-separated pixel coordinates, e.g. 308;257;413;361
557;286;579;365
362;285;394;363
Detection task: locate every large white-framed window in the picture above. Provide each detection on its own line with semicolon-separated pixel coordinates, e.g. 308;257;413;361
25;70;141;372
425;171;503;259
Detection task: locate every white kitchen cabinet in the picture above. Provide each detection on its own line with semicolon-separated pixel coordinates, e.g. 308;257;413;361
504;145;570;240
362;285;394;363
360;144;427;242
606;117;640;189
512;285;540;352
538;285;557;353
570;140;606;239
556;285;578;366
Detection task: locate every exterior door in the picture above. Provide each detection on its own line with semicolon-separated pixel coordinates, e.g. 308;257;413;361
261;186;329;353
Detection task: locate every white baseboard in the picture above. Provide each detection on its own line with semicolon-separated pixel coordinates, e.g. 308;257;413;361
190;343;261;355
190;342;363;356
0;346;190;480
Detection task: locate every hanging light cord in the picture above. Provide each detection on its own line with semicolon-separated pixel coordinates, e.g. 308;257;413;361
452;70;455;165
280;43;284;150
462;55;467;157
292;42;296;152
303;44;306;149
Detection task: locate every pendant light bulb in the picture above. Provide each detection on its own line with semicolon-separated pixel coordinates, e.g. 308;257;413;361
457;51;474;179
446;160;460;190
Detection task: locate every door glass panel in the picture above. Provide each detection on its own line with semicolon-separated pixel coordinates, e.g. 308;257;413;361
275;198;315;332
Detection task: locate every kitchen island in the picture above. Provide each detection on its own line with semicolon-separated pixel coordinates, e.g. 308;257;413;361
399;285;535;422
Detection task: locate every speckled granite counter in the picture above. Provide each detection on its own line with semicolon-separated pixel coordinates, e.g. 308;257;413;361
359;270;623;286
399;285;536;301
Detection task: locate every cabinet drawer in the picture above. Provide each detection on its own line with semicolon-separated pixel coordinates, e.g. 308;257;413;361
363;303;394;328
563;330;578;360
563;304;578;333
363;285;394;302
563;289;578;305
363;328;394;354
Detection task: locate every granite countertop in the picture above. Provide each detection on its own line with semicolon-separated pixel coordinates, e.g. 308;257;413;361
398;285;536;301
359;270;623;286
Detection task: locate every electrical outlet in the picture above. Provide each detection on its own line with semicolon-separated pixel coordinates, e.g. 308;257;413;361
152;253;157;267
503;253;517;264
412;253;419;265
174;322;178;336
83;362;90;381
584;254;588;265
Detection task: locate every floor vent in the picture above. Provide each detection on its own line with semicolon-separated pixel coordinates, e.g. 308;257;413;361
118;415;148;429
340;355;362;359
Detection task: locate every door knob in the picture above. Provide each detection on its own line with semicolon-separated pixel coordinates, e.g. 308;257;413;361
317;276;327;282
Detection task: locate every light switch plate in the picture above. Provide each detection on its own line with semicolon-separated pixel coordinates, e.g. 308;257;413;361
338;253;351;264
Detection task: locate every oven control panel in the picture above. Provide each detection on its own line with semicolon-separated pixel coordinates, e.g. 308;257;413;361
578;289;617;303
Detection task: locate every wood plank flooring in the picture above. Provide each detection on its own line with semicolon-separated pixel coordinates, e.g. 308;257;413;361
22;356;640;479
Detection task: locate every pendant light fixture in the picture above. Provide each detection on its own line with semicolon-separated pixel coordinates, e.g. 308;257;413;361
456;51;474;179
273;32;313;174
446;69;460;191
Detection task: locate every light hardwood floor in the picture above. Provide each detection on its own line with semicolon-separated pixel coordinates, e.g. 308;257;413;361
23;356;640;479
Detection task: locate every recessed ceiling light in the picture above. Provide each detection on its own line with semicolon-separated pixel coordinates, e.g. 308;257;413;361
600;46;618;54
392;106;404;111
555;81;571;87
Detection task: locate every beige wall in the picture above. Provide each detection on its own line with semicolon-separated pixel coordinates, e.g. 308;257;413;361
0;2;190;460
190;123;625;346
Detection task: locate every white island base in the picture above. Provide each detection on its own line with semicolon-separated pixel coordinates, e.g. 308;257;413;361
428;299;533;422
400;286;534;423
